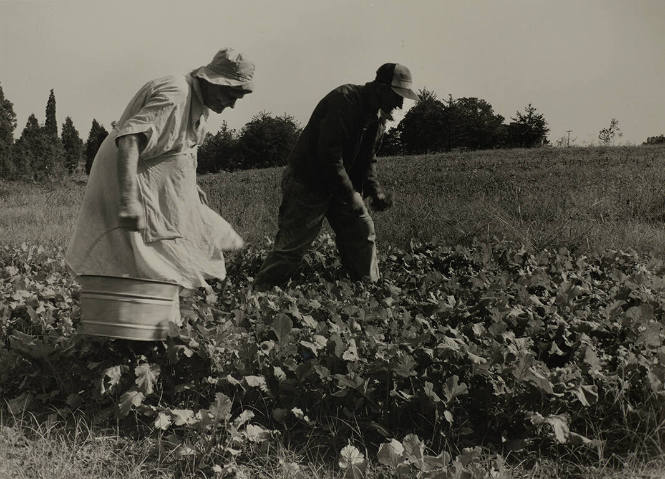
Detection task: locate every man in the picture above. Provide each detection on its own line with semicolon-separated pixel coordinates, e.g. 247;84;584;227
67;48;254;292
254;63;418;290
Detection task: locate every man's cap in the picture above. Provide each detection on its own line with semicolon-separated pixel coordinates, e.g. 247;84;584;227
375;63;418;100
192;48;255;92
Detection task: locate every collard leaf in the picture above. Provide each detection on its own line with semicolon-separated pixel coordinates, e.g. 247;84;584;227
291;407;314;425
423;451;452;472
529;412;569;443
175;444;196;459
339;445;365;475
6;393;33;415
172;408;196;426
244;375;269;393
205;292;218;305
330;333;346;358
209;392;232;422
301;314;318;328
625;304;655;322
444;410;454;424
100;365;123;395
154;412;172;430
233;410;255;429
402;434;425;465
118;389;144;416
394;353;417;377
423;381;442;403
377;439;405;468
273;366;287;382
244;424;271;443
135;363;160;395
638;321;662;348
526;366;554;394
569;431;604;449
443;375;468;403
583;345;602;373
272;313;292;344
342;339;359;362
457;446;482;467
300;341;321;356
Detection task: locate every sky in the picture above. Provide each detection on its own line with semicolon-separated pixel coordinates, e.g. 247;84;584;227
1;0;664;146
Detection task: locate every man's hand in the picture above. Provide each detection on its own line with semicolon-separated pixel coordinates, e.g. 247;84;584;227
349;191;366;214
370;191;393;212
118;199;145;231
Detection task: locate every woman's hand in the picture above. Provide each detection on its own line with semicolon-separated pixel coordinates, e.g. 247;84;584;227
118;199;145;231
197;184;209;205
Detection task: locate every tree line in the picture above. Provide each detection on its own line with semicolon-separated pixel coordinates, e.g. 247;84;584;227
0;84;110;181
3;82;662;182
196;89;552;172
378;89;550;156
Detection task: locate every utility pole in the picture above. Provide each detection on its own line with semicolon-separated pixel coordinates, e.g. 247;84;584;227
566;130;572;147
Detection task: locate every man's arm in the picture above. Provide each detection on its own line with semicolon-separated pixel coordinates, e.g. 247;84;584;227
357;119;392;211
317;104;365;212
358;120;385;200
117;134;146;230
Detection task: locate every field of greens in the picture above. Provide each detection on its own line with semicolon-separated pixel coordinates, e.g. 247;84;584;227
2;146;665;477
3;232;665;477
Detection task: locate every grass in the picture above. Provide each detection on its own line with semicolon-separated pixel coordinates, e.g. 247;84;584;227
0;414;163;479
3;145;665;255
2;414;664;479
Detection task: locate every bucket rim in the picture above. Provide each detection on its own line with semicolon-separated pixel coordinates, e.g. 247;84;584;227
78;274;181;286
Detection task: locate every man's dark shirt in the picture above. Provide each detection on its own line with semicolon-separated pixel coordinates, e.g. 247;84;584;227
287;83;385;203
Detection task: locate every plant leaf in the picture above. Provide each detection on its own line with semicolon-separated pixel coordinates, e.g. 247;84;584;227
377;439;404;468
272;313;292;344
118;389;144;416
135;363;160;395
154;412;172;430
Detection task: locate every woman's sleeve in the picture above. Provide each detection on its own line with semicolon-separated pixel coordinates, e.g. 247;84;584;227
115;79;187;159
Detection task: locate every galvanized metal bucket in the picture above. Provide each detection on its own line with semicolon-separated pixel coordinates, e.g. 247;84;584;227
78;275;181;341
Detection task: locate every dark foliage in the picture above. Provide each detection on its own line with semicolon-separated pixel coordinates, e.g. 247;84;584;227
85;119;108;174
44;89;58;139
61;116;83;174
236;112;301;170
644;134;665;145
197;122;239;173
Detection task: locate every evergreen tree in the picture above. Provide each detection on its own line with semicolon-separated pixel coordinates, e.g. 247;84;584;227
61;116;83;173
13;114;40;178
44;89;58;138
14;113;65;181
197;122;239;173
85;119;109;174
0;83;18;179
0;83;17;151
507;104;549;148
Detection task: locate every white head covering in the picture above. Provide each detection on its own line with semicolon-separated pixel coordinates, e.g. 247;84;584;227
192;48;255;92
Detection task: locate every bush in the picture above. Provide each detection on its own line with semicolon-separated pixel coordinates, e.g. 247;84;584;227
644;135;665;145
197;122;239;173
236;112;300;170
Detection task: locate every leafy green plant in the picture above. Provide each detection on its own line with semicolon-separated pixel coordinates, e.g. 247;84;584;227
2;235;665;474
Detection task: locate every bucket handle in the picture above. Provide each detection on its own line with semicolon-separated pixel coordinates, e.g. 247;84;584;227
78;226;125;265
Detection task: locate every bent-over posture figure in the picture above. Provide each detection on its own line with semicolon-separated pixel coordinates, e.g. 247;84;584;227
254;63;417;289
